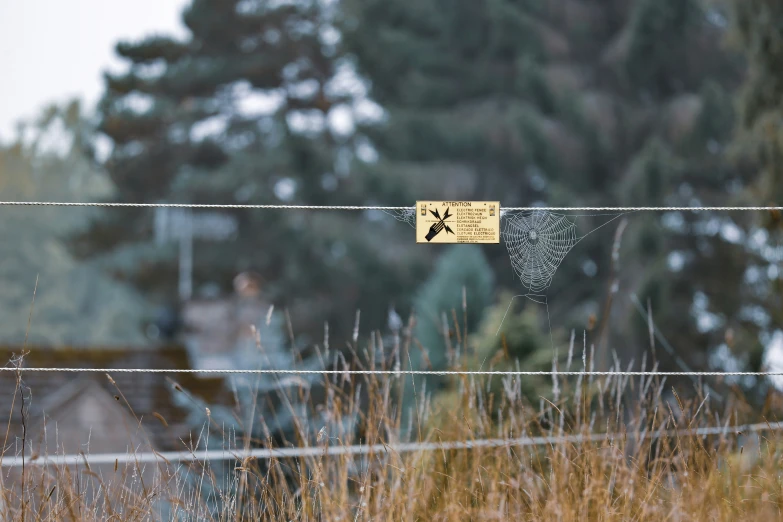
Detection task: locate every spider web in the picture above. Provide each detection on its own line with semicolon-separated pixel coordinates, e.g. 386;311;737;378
496;208;633;338
383;206;627;291
381;205;631;342
503;210;578;293
382;208;417;228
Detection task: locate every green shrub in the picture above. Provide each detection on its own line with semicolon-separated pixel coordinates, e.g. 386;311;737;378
412;244;495;371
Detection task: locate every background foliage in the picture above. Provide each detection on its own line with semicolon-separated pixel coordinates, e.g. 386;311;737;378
0;0;781;407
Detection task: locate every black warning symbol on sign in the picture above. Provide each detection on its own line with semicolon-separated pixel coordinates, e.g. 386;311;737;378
425;207;455;241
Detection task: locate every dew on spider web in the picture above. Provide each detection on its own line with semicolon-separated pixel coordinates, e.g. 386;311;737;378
382;207;417;228
496;208;632;338
380;206;629;341
384;207;627;292
503;210;578;294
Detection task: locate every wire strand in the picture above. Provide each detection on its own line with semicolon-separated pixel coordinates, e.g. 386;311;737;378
1;367;782;376
0;201;781;211
2;419;777;467
0;201;407;210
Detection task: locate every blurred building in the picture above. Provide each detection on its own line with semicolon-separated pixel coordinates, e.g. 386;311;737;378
0;344;231;504
0;345;230;456
0;345;237;512
0;270;331;494
180;271;271;371
178;271;330;440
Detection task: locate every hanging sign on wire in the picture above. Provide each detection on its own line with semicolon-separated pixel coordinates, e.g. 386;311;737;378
416;201;500;244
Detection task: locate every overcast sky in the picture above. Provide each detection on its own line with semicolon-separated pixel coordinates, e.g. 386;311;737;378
0;0;189;143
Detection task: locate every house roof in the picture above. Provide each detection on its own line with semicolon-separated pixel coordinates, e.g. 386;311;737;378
26;377;151;454
0;344;233;452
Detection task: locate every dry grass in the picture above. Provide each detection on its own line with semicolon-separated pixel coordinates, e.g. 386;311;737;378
2;326;783;521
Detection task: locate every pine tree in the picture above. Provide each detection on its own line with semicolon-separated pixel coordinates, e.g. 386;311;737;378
732;0;783;205
721;0;783;401
402;244;494;427
72;0;423;340
341;0;757;388
412;244;495;371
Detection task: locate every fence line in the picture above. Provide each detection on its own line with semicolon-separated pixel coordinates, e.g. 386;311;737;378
1;201;782;211
2;419;779;468
2;200;778;466
0;368;781;376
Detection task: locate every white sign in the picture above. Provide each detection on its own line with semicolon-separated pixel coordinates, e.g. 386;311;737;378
154;208;238;244
153;208;239;301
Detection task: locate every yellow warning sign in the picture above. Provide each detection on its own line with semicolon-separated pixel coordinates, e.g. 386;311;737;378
416;201;500;244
